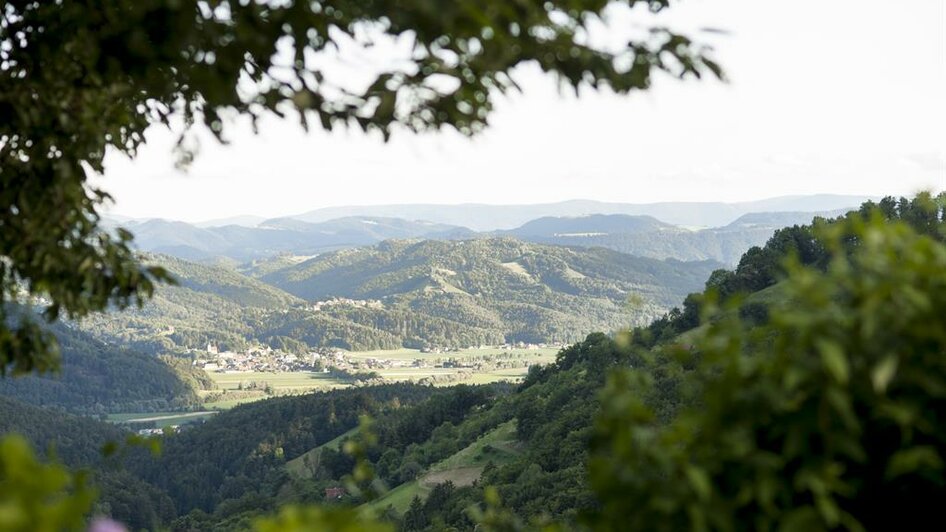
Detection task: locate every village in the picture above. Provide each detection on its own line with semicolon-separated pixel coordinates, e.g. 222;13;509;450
192;340;563;376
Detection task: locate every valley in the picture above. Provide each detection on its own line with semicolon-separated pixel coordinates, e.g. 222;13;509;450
3;195;937;531
3;2;938;528
0;203;861;431
109;346;559;429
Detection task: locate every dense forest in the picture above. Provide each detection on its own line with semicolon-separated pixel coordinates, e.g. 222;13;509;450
0;323;210;415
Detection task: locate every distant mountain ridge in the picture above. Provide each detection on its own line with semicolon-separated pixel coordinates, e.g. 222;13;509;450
507;209;850;264
505;214;677;237
107;194;873;230
285;194;874;230
108;195;870;265
117;216;472;261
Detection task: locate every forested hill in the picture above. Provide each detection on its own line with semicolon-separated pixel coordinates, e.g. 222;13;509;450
259;238;720;345
262;238;716;305
118;216;472;261
0;323;210;414
78;254;304;354
4;195;941;530
147;253;303;309
70;243;717;352
505;210;849;264
0;396;179;529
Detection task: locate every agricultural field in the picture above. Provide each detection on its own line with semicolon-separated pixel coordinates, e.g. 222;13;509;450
199;347;560;409
344;346;560;364
107;411;218;428
206;371;349;392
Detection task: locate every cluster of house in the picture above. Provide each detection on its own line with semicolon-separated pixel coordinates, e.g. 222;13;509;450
136;426;185;437
308;297;383;312
192;341;564;376
196;344;344;373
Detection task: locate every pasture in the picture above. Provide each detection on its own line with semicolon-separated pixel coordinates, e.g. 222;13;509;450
199;347;560;409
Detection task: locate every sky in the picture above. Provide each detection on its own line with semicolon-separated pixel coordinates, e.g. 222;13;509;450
95;0;946;223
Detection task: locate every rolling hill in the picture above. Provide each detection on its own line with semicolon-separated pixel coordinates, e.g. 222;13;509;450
73;239;718;353
286;195;871;230
507;210;849;264
0;322;210;414
107;197;868;265
118;216;472;261
259;238;720;346
78;253;305;354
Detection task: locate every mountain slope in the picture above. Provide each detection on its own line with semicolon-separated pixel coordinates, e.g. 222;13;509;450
509;210;848;265
260;238;720;346
505;214;677;237
288;195;872;230
78;254;304;354
123;217;473;261
0;323;209;414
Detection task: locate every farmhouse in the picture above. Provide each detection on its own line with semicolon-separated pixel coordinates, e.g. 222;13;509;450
324;487;346;500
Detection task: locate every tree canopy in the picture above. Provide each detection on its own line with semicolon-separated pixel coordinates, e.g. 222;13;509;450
0;0;720;375
591;213;946;531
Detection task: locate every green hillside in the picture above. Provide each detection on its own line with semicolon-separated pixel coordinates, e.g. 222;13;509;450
285;427;357;479
261;238;720;347
77;240;718;353
4;193;943;530
121;384;474;516
0;323;209;414
0;396;178;530
78;253;304;354
365;419;521;513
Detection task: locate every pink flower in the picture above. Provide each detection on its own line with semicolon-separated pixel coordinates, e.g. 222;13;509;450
88;518;128;532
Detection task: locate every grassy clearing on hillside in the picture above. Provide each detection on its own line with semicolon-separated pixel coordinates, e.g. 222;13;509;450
428;420;520;472
203;397;263;410
367;420;521;514
207;371;349;391
366;481;429;514
106;411;217;427
420;467;483;488
285;427;358;479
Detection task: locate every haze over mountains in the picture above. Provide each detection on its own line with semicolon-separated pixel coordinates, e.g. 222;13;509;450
111;194;871;265
271;194;874;230
63;194;872;359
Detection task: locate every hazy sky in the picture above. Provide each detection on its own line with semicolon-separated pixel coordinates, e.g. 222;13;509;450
95;0;945;223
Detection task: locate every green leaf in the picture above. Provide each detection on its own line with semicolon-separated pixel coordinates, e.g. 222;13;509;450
871;356;899;393
685;465;712;501
817;339;849;384
886;447;943;479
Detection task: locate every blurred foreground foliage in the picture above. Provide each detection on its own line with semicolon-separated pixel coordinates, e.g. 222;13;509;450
0;435;96;532
591;214;946;531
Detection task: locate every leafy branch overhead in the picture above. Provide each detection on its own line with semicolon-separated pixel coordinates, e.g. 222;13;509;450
0;0;720;375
